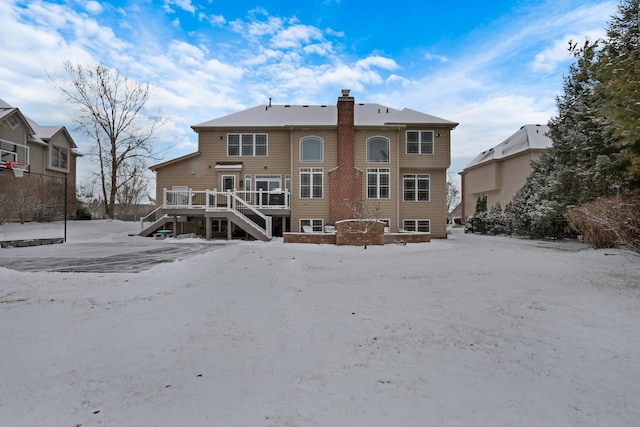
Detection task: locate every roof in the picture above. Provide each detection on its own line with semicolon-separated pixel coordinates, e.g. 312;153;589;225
26;118;77;149
0;98;78;150
150;151;201;171
463;124;552;170
193;103;458;129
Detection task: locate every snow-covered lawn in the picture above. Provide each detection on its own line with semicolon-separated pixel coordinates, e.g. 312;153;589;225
1;221;639;426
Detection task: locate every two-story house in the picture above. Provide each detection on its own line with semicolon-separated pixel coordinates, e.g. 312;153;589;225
459;124;552;220
147;90;458;241
0;98;80;222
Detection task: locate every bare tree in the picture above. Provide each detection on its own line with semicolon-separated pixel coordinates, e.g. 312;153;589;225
115;159;151;220
446;172;461;215
50;62;164;219
342;198;384;249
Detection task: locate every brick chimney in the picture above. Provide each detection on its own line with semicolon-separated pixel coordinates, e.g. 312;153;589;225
329;89;363;223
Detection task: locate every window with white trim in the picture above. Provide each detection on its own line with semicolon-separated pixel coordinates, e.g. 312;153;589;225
406;131;434;154
300;136;323;162
228;133;267;156
403;174;430;201
300;167;323;198
51;145;69;170
244;174;252;202
367;136;390;163
403;219;430;232
367;168;390;199
300;218;323;232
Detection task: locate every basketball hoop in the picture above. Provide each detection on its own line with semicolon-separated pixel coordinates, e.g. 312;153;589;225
5;161;28;178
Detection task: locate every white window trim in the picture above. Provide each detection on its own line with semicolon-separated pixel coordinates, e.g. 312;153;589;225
300;136;324;163
403;173;431;202
402;219;431;233
300;218;324;232
406;130;434;155
366;168;390;199
300;167;324;199
227;133;268;157
221;175;236;191
366;136;390;163
50;144;69;171
244;174;252;202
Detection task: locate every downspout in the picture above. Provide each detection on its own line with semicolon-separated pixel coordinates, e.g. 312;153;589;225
396;126;401;232
290;126;294;230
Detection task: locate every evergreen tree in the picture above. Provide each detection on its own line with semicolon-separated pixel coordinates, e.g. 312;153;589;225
598;0;640;184
512;0;638;237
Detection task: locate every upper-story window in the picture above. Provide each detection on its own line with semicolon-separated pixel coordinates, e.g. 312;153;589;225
367;136;390;163
406;131;434;155
300;136;323;162
228;134;268;156
51;145;69;170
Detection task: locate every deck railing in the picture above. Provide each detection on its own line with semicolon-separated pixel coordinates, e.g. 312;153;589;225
162;189;290;210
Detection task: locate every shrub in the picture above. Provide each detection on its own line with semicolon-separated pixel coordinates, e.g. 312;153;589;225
567;191;640;253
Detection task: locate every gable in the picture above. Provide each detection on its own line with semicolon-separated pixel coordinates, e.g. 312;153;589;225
463;124;552;170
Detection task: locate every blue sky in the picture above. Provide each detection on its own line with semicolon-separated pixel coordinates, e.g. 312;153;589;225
0;0;618;187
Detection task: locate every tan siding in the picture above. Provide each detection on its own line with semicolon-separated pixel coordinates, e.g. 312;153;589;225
461;150;545;218
156;118;453;239
352;128;399;230
398;169;447;238
29;144;46;175
0;122;27;145
290;128;336;230
398;126;451;169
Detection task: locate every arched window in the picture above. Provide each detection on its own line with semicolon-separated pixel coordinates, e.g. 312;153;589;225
300;136;324;162
367;136;390;163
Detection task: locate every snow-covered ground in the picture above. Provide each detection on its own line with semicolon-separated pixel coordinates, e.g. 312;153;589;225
1;220;639;426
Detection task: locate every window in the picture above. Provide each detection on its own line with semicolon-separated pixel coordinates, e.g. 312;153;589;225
300;168;323;198
6;114;19;129
212;219;228;233
300;218;324;232
300;136;323;162
403;174;430;201
403;219;431;233
367;137;390;162
367;168;390;199
406;131;434;154
244;174;252;202
228;134;267;156
51;145;69;170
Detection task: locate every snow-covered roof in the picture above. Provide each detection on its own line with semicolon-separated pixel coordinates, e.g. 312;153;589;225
0;98;77;149
464;124;552;169
193;103;458;129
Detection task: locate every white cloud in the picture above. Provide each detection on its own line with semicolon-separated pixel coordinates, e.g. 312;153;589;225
355;55;399;71
85;1;103;14
271;24;324;49
531;29;607;72
424;52;449;63
0;0;620;186
199;12;225;26
164;0;196;14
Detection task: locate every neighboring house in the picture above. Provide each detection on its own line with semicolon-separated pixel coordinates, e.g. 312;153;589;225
0;98;81;221
147;90;458;240
459;124;552;221
448;202;463;226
